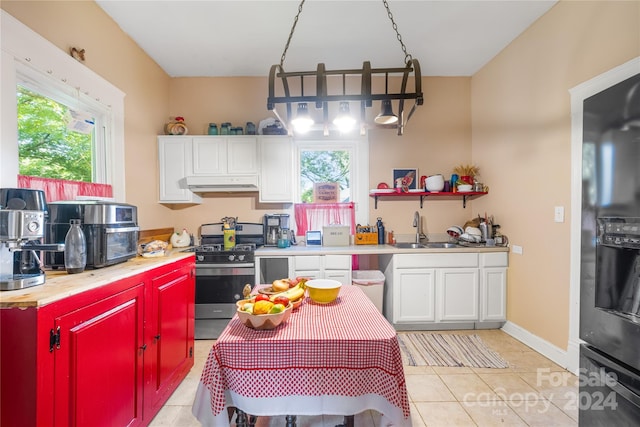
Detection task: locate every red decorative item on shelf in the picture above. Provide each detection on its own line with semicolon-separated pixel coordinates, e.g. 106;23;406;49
460;175;474;185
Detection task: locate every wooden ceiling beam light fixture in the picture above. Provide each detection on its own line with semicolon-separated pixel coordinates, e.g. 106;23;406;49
267;0;423;136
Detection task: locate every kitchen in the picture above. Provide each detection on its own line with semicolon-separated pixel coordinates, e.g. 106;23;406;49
0;1;638;426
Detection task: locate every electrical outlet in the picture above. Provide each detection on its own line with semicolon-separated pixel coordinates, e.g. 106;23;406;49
512;245;523;255
554;206;565;223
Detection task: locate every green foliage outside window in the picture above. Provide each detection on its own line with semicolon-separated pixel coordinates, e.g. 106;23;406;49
300;150;350;202
17;86;93;182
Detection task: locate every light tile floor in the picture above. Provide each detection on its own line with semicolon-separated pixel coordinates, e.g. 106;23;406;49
149;329;578;427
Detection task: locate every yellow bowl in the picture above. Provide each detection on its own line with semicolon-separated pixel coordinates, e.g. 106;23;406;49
305;279;342;304
236;300;293;330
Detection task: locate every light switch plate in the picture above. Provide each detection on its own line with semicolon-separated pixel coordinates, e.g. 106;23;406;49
554;206;565;223
512;245;523;255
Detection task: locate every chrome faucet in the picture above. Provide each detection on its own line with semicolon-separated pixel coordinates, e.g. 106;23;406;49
413;211;427;243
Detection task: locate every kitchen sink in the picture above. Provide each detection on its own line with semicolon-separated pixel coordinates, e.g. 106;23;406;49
394;242;427;249
394;242;460;249
425;242;459;248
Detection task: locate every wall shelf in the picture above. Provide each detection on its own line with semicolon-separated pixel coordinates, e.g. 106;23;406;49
369;191;488;209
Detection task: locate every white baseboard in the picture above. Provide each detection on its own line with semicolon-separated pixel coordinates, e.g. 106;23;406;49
501;321;576;373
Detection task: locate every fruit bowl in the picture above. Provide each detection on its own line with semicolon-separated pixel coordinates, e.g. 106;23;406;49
305;279;342;304
236;300;293;330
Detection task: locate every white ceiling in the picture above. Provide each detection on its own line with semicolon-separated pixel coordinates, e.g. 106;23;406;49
96;0;557;77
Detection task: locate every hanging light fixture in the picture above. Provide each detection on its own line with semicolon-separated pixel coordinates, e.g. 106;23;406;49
267;0;423;136
375;100;398;125
333;102;357;132
291;102;314;133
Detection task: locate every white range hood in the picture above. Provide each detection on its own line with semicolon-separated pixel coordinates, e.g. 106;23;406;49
185;175;259;193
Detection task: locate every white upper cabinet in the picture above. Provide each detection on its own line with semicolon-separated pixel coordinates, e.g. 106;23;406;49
158;136;202;204
259;136;294;203
192;136;258;175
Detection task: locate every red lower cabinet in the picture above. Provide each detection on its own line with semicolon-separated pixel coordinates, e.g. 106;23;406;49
54;284;145;427
0;256;195;427
145;259;195;418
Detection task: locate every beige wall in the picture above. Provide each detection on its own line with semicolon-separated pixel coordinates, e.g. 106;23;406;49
4;1;639;351
168;75;476;237
1;0;174;230
472;0;640;349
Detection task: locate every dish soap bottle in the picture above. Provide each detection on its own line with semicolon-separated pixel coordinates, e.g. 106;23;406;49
64;219;86;274
376;217;385;245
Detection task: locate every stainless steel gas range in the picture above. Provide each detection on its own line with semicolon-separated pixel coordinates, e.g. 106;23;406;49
190;222;263;339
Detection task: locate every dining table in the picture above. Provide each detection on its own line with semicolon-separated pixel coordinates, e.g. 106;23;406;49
191;284;412;426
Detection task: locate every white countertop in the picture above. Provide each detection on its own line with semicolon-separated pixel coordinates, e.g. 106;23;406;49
255;244;508;256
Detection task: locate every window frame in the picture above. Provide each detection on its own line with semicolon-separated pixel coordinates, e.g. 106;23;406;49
293;135;369;226
1;10;126;200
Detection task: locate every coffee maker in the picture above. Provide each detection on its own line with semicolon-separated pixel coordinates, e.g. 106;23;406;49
263;214;290;247
0;189;64;291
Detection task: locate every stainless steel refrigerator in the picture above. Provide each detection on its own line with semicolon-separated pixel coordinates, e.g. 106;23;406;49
580;72;640;425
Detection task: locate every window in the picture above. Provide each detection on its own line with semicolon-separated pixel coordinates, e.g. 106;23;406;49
1;10;125;200
294;136;369;227
299;148;351;202
17;84;98;182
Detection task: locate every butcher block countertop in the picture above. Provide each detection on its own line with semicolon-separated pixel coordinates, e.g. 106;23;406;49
0;251;194;308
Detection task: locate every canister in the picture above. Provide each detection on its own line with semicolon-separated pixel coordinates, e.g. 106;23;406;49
223;226;236;250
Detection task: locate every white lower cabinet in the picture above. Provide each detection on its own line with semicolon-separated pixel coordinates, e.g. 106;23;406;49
437;268;479;321
293;254;351;285
385;251;507;328
393;268;436;323
479;253;508;322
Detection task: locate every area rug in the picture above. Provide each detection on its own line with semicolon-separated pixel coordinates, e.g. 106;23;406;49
397;333;509;368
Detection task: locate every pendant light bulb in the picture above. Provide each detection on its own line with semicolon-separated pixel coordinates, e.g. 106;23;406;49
374;99;398;125
291;102;314;133
333;101;356;132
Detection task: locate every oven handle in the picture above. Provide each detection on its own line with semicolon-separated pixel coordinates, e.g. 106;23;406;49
196;263;255;269
104;226;140;234
196;265;255;276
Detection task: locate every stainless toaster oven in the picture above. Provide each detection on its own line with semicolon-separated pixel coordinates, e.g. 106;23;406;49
45;201;139;269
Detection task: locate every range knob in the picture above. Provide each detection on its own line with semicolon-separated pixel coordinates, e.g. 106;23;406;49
238;254;245;261
197;255;205;262
228;254;235;261
27;220;40;233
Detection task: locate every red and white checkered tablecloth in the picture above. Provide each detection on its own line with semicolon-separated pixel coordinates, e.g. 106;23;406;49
195;285;411;425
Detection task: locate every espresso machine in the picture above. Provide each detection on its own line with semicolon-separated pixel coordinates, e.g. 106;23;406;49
0;188;64;291
263;213;290;246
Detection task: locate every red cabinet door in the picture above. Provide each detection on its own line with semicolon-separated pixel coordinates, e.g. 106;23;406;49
145;260;195;415
54;283;145;427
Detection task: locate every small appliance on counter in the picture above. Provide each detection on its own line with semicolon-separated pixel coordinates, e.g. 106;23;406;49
264;213;290;247
44;201;139;270
0;188;64;290
322;224;350;246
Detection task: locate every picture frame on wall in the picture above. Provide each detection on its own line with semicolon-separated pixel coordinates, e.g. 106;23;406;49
392;168;418;190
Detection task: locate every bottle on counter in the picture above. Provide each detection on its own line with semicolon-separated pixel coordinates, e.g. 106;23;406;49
377;217;385;245
64;219;86;274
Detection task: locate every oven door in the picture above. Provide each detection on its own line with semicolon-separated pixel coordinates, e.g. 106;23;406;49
195;263;254;339
195;263;255;319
